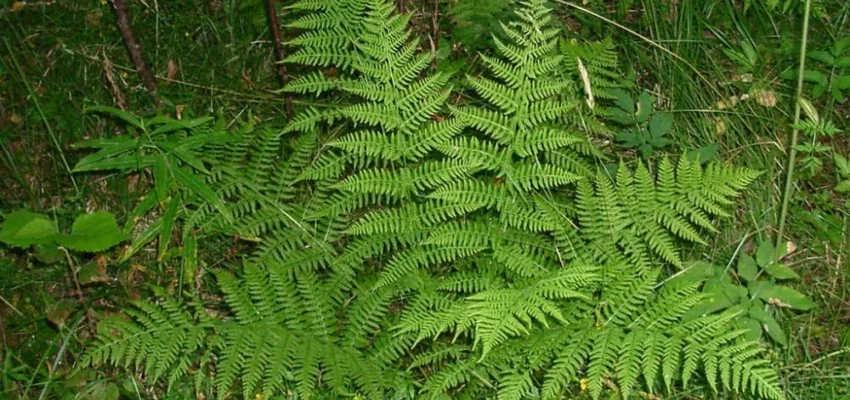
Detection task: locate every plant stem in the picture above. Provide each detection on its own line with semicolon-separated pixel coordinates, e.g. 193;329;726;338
3;37;80;194
775;0;812;252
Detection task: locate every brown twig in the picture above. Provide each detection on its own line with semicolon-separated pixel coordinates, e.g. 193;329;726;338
102;50;129;110
265;0;294;119
111;0;162;106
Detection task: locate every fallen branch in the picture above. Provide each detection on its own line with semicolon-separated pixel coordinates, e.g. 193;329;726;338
111;0;161;106
266;0;293;119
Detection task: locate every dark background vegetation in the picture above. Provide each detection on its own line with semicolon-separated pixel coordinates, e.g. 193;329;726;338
1;0;848;398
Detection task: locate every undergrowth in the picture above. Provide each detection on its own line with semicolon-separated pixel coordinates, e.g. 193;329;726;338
76;1;784;399
2;0;847;399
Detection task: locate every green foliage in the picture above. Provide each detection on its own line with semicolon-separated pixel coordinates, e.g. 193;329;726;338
0;210;57;248
0;210;125;253
54;211;125;253
791;107;841;178
781;36;850;102
560;37;627;106
72;110;237;263
79;1;787;399
833;152;850;207
686;240;814;346
608;89;674;158
447;0;515;52
572;157;761;267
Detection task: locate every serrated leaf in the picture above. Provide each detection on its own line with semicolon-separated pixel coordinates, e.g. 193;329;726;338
648;113;673;138
749;306;787;346
737;254;758;281
609;108;636;125
748;280;773;298
763;263;800;280
0;211;57;248
609;88;634;114
719;281;748;303
741;317;763;342
616;131;643;148
174;133;240;151
755;240;775;267
56;212;126;253
758;285;816;310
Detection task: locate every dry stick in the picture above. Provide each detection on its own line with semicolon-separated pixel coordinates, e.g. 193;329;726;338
102;49;129;110
111;0;162;106
266;0;294;119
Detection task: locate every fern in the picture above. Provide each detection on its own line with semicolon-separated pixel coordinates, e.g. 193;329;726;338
571;157;761;267
561;37;627;104
81;1;786;400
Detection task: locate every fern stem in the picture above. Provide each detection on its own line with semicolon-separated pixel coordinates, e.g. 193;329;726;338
775;0;812;252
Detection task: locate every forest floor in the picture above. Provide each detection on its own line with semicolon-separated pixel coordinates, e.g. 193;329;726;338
2;0;850;399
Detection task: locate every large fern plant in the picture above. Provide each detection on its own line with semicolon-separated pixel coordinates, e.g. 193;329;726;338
82;1;785;399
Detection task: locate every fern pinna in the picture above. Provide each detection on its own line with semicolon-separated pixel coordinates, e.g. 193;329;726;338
82;1;785;399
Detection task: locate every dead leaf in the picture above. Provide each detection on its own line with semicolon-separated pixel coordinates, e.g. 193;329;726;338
47;300;77;328
166;59;179;81
79;261;109;285
86;9;103;26
714;117;728;136
716;96;739;110
9;112;21;124
751;89;777;107
767;298;790;308
781;241;797;260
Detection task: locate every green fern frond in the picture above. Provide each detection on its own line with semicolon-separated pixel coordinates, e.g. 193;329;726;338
576;158;759;267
